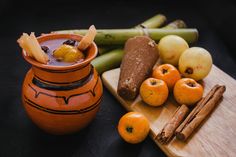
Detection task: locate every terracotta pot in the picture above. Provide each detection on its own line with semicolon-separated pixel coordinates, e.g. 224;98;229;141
21;34;103;135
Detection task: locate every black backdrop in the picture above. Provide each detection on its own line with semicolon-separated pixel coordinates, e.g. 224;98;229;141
0;0;236;157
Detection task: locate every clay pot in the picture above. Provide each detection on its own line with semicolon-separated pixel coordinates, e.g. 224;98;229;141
21;34;103;135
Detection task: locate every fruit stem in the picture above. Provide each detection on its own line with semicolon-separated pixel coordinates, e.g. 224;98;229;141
150;80;157;85
186;82;196;87
126;126;133;133
162;69;168;74
185;67;193;74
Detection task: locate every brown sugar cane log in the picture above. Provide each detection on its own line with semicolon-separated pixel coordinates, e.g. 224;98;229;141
175;85;226;141
117;36;159;100
156;104;189;144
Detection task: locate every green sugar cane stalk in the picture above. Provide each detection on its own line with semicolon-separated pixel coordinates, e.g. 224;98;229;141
55;28;198;45
92;49;124;75
55;14;166;54
98;14;167;54
97;19;187;54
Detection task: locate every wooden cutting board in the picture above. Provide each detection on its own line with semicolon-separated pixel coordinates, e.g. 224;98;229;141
102;65;236;157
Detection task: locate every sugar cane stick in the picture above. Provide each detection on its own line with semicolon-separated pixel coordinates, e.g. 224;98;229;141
99;19;187;52
55;28;198;45
29;33;49;63
92;49;124;74
17;33;33;57
98;14;167;54
17;33;49;64
98;19;187;54
98;46;122;54
135;14;166;28
77;25;97;51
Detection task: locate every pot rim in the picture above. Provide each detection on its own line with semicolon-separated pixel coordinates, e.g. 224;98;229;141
22;33;98;71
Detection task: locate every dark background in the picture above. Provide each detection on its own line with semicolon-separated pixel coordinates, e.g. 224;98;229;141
0;0;236;157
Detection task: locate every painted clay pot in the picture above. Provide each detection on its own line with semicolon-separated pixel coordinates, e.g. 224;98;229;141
21;34;103;135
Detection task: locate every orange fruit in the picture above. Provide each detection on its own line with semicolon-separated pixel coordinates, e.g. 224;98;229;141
140;78;168;107
173;78;203;106
152;64;181;90
118;112;150;144
53;44;84;62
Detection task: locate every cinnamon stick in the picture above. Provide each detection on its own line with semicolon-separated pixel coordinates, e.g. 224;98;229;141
175;84;226;141
156;104;189;144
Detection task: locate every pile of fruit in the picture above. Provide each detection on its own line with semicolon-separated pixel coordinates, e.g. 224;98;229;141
54;14;214;144
141;35;212;107
118;35;213;144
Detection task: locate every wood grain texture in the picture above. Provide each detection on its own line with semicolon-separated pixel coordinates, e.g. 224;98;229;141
102;65;236;157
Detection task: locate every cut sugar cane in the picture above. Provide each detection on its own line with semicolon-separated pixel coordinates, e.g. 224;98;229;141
135;14;166;28
54;28;198;45
17;33;33;57
17;33;49;64
29;33;49;63
162;20;187;29
78;25;97;51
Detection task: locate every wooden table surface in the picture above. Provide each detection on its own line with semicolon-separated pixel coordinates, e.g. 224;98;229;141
102;65;236;157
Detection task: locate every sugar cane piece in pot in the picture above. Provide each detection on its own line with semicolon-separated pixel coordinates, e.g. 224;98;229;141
17;32;49;64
